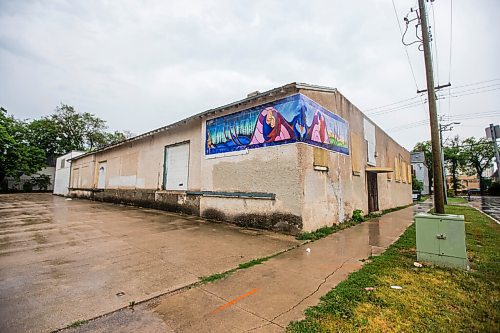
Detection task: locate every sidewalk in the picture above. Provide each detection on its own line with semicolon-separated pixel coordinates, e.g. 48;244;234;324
67;202;432;333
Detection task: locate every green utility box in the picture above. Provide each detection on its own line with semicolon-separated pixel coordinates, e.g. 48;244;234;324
415;213;469;270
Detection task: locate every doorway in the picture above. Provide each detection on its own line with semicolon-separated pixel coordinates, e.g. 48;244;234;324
97;161;107;189
163;142;190;190
367;172;379;212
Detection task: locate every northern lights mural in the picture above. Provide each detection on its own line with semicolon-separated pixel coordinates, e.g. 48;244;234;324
205;94;349;155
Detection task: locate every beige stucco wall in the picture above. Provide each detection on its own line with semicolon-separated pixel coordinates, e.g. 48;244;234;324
297;89;412;231
199;144;303;219
198;90;304;221
70;120;202;191
69;85;411;232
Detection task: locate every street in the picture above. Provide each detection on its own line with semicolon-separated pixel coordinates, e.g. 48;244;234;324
468;196;500;223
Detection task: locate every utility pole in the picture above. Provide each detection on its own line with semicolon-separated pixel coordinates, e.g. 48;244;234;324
418;0;445;214
439;121;460;204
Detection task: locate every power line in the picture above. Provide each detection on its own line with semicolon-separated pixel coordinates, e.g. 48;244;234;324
391;0;428;115
452;78;499;89
365;79;500;116
368;100;427;116
447;0;453;119
444;87;500;99
431;1;440;86
363;95;421;112
445;83;500;94
388;111;500;132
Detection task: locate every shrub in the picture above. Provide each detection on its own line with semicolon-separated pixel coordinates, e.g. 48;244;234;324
352;209;365;222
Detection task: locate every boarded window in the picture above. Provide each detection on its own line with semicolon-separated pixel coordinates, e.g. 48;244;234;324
386;153;392;181
313;147;328;167
408;164;413;184
399;155;404;182
402;162;407;183
394;157;400;181
364;119;376;166
350;132;362;175
72;168;80;188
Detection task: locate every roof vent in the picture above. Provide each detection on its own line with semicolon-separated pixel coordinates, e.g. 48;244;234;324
247;91;260;98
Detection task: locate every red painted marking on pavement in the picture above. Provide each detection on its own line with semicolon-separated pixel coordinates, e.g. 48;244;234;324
210;288;259;314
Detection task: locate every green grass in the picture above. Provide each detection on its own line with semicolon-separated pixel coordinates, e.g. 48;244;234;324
296;220;362;241
288;205;500;333
417;195;429;202
199;250;295;284
67;320;88;328
297;205;413;242
447;196;468;204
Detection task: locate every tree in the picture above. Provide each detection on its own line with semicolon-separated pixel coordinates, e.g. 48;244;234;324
50;104;108;152
26;117;63;161
0;108;46;184
48;104;130;152
413;141;433;194
412;175;424;192
460;137;494;195
444;136;465;196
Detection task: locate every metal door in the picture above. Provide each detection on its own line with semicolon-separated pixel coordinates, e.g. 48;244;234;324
97;162;107;189
164;142;189;190
367;172;379;212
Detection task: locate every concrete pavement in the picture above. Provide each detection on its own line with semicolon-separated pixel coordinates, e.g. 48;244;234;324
0;194;300;333
66;201;432;333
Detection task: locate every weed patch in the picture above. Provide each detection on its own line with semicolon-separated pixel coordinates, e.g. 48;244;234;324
67;320;88;328
199;247;297;284
296;204;413;242
447;196;468;204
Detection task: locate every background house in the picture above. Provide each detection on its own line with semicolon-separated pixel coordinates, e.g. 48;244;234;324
411;151;430;195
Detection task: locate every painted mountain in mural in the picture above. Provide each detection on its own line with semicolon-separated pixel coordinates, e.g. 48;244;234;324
205;94;349;155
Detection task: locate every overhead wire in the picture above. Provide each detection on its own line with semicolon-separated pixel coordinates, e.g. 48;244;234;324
387;109;500;132
366;78;500;116
391;0;428;114
447;0;453;120
443;87;500;99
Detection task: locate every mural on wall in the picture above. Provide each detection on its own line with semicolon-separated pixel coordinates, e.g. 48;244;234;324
205;94;349;155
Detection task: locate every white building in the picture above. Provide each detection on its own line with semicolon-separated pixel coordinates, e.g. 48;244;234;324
4;166;56;191
53;151;85;196
411;151;430;195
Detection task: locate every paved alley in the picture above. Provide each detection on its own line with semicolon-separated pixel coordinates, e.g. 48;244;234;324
65;202;432;333
0;194;299;333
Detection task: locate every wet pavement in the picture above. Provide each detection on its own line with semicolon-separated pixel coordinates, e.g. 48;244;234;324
0;194;300;333
468;196;500;223
64;201;433;333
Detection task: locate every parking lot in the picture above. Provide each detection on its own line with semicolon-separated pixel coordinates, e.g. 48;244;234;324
0;194;299;333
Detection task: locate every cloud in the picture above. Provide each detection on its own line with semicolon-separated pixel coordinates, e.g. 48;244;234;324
0;0;499;150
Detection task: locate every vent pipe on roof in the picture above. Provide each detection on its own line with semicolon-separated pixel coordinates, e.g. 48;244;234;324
247;91;260;98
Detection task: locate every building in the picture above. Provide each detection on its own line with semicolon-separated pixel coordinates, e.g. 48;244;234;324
2;166;55;192
410;151;430;195
53;151;85;196
69;83;412;233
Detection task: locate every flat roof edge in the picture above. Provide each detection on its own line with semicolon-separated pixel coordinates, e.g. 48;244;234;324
71;82;339;160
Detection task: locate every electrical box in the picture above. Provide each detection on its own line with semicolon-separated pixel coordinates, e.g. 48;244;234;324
415;213;468;270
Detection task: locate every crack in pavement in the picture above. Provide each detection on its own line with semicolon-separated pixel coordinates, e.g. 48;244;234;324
244;258;352;332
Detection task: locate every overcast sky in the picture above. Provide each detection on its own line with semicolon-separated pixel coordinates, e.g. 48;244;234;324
1;0;499;150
